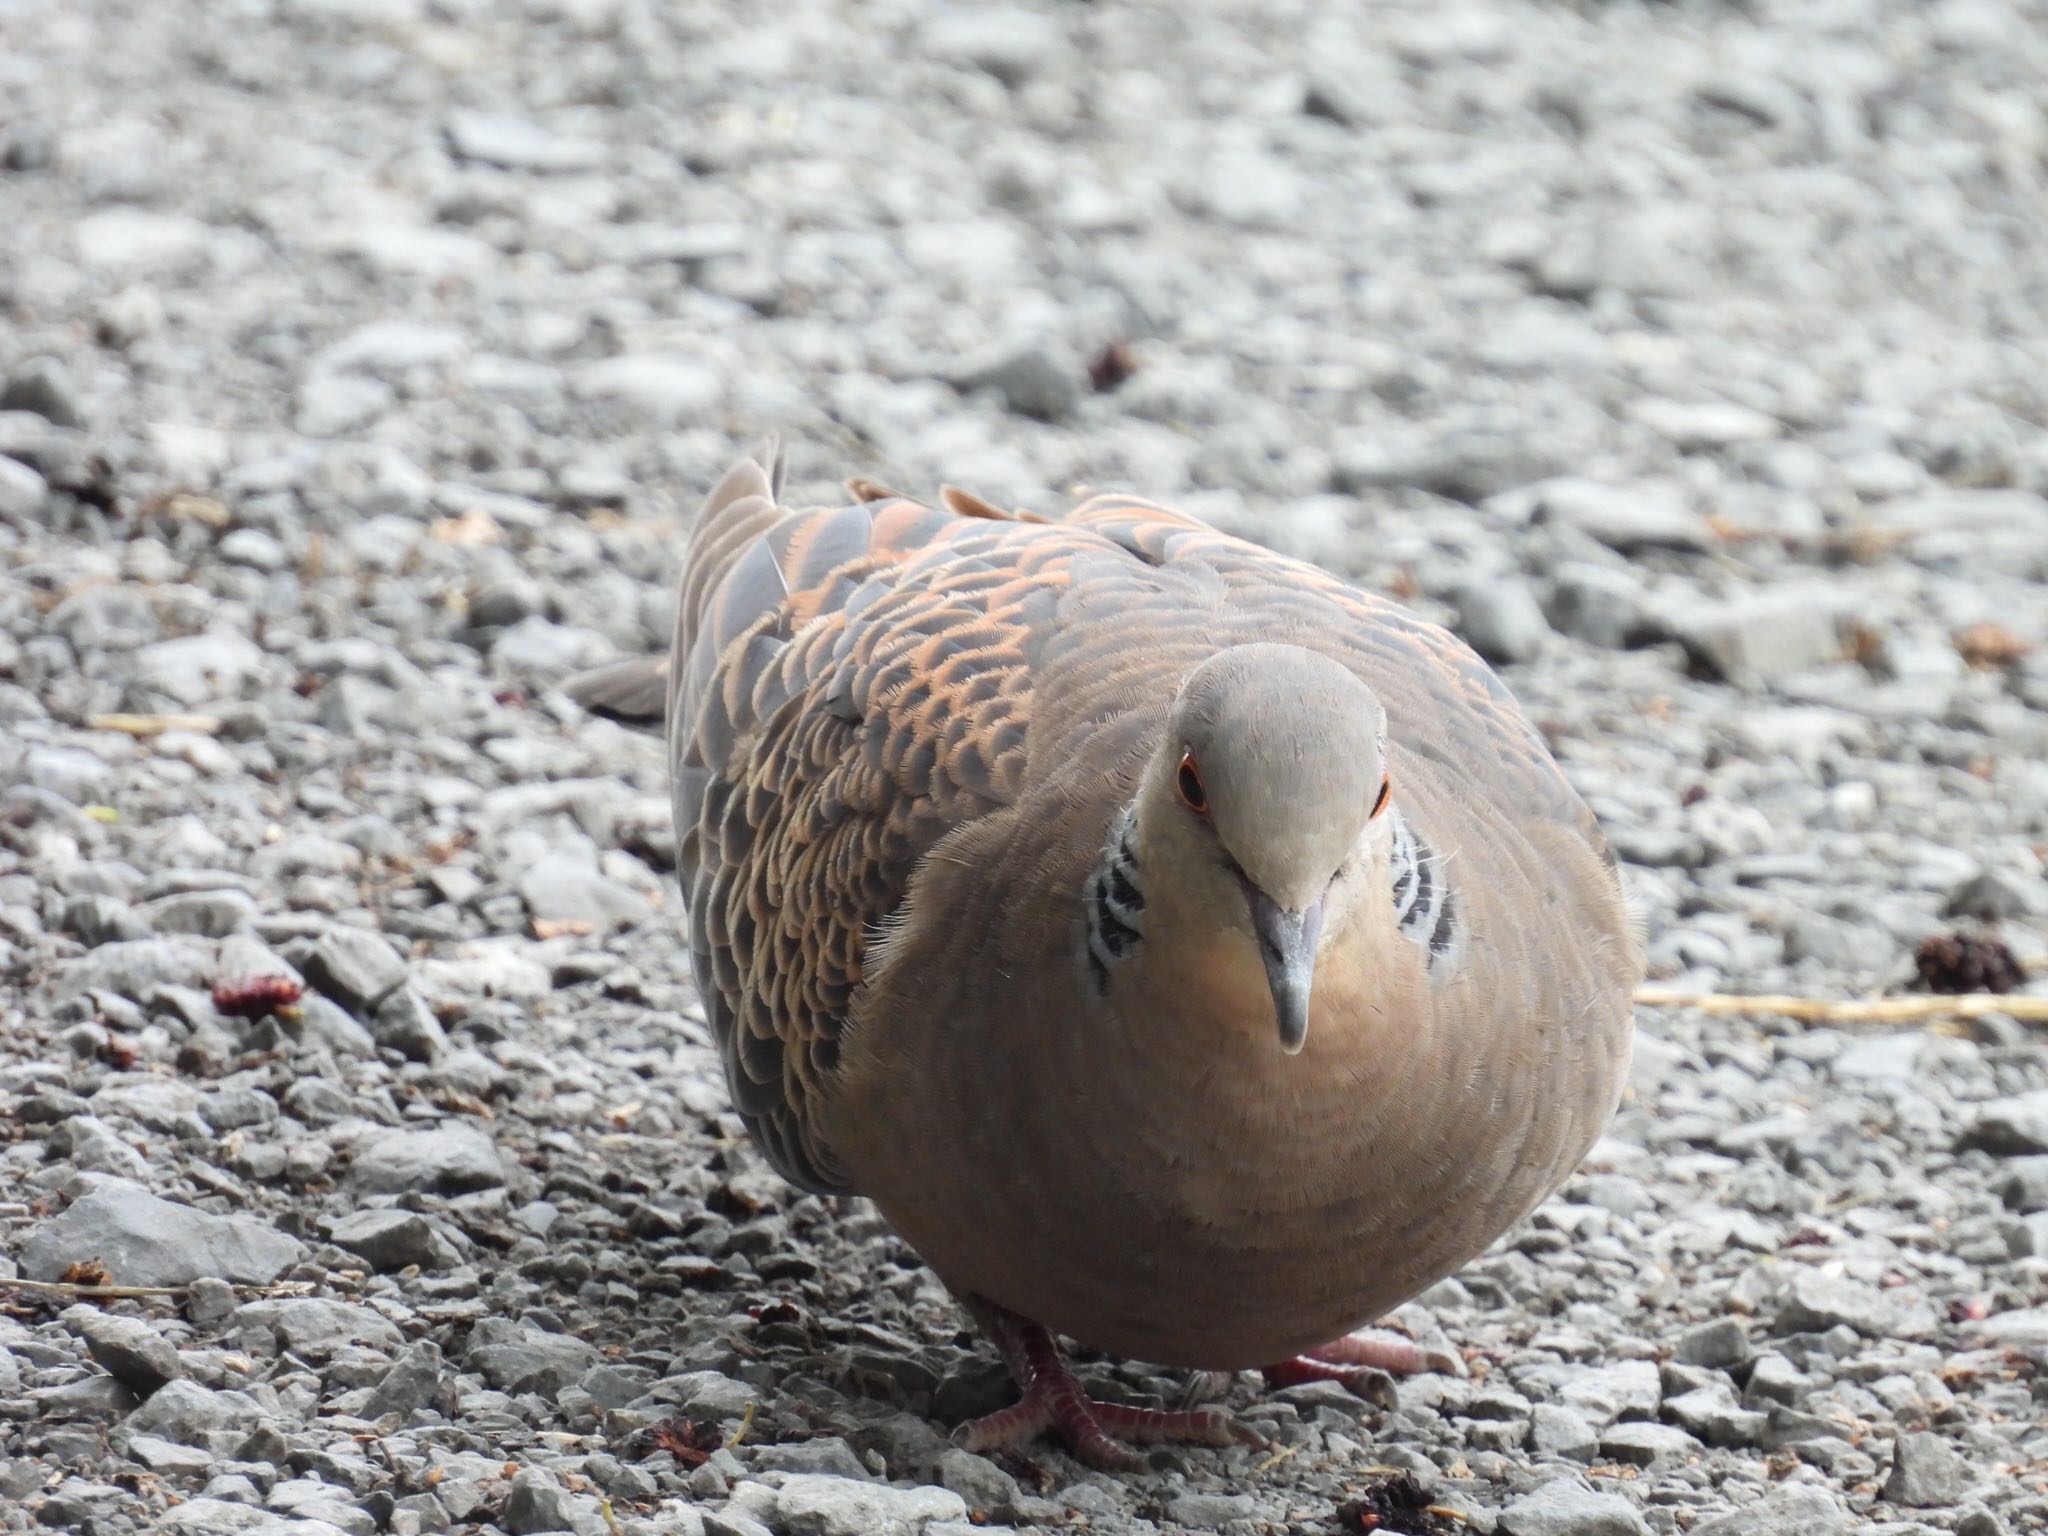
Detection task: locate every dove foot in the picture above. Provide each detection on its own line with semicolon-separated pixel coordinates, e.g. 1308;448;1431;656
956;1302;1264;1469
1262;1326;1465;1390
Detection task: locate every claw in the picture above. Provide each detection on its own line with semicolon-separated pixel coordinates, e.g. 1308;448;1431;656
957;1301;1262;1468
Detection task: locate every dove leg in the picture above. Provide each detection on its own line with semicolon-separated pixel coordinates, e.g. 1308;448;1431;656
1261;1326;1464;1388
955;1300;1261;1469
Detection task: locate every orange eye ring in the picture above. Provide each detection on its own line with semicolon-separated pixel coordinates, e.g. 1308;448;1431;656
1175;751;1210;816
1370;774;1392;819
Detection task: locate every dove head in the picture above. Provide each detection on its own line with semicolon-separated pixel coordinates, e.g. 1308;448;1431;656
1146;643;1392;1055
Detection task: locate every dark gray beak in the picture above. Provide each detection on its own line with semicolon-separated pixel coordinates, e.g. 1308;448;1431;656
1245;886;1324;1054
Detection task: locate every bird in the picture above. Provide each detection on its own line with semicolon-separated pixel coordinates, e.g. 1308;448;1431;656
567;441;1641;1467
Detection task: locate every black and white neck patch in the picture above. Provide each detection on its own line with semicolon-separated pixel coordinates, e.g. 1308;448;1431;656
1084;806;1145;993
1389;807;1459;976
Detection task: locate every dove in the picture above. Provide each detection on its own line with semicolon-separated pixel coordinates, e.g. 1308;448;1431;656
569;443;1640;1466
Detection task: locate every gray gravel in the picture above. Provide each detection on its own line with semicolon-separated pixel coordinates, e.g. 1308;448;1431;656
4;0;2048;1533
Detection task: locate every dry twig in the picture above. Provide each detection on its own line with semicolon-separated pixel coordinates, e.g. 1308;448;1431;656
1633;987;2048;1024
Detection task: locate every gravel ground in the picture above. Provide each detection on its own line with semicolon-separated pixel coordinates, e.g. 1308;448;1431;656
4;0;2048;1533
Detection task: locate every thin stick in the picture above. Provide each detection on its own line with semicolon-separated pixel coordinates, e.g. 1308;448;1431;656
0;1276;316;1301
86;712;223;737
1633;987;2048;1023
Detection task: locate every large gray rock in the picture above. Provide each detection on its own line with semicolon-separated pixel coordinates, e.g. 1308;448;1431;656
22;1180;304;1286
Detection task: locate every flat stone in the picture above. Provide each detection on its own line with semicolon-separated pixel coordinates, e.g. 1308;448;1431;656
61;1305;182;1394
1775;1269;1928;1338
1672;587;1848;687
157;1495;352;1534
919;6;1064;85
445;110;606;173
771;1474;968;1536
1689;1484;1849;1536
21;1180;305;1286
517;850;650;930
1498;1477;1649;1536
349;1123;504;1194
328;1209;458;1271
464;1318;599;1397
124;1432;216;1473
1533;477;1712;551
230;1297;403;1356
130;631;267;705
127;1379;247;1445
1674;1317;1752;1370
1600;1420;1703;1465
575;355;720;423
1557;1359;1661;1429
1527;1403;1599;1461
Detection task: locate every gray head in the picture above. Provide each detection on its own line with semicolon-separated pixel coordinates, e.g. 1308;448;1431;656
1146;643;1392;1053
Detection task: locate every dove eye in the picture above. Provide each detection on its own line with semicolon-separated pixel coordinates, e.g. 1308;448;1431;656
1369;775;1392;819
1175;752;1210;816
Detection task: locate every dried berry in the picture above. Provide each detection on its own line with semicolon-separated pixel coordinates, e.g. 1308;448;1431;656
1914;931;2022;996
212;974;306;1019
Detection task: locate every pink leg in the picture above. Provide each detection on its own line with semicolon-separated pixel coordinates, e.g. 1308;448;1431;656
955;1301;1266;1469
1263;1326;1465;1390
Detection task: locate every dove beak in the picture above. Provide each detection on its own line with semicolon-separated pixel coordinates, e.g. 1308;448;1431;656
1246;886;1324;1054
